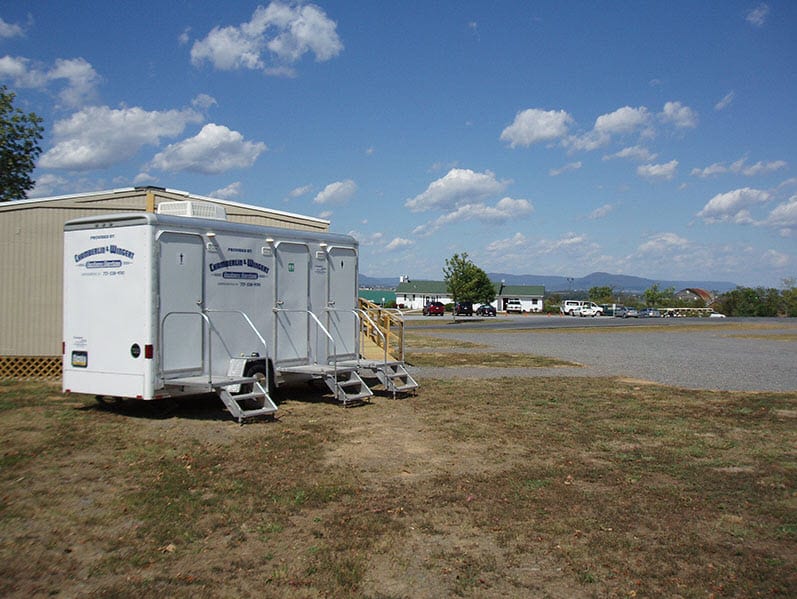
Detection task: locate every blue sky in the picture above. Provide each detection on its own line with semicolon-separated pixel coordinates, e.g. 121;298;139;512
2;1;795;287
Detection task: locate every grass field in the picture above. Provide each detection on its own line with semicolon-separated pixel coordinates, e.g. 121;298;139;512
1;366;795;598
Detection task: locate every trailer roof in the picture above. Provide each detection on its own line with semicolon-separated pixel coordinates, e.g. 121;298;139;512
63;211;358;246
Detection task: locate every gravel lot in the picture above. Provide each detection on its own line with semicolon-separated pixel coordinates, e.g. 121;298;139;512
409;317;797;392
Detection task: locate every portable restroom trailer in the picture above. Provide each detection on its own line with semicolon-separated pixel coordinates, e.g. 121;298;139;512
62;204;416;421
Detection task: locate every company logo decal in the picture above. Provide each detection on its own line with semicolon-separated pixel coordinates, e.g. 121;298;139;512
209;258;269;287
74;244;135;274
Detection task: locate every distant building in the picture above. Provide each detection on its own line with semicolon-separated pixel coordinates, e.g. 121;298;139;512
395;279;544;312
358;289;396;306
675;288;714;304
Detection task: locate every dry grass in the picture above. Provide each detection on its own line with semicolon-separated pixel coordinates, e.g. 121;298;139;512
1;376;795;598
406;351;577;368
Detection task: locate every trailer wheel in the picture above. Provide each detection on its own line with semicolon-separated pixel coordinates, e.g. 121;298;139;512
241;360;279;403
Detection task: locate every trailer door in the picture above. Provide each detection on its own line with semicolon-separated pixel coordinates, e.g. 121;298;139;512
275;242;310;365
327;246;358;358
158;232;205;376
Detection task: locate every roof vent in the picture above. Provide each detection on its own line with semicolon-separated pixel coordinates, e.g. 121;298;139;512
157;201;227;220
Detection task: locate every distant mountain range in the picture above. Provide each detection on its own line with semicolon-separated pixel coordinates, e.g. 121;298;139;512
360;271;739;294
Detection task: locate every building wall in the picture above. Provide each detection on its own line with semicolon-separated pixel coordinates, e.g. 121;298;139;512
0;188;329;359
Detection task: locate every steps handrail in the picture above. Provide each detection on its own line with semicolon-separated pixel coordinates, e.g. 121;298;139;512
273;308;338;388
161;309;270;389
357;298;406;362
205;308;270;392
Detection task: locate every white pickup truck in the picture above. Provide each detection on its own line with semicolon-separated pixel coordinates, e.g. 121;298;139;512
575;302;603;317
561;300;603;316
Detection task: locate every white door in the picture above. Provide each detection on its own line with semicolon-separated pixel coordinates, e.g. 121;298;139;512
327;246;358;358
275;242;310;365
158;232;204;375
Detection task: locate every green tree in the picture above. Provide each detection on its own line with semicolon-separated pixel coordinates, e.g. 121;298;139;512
643;284;674;307
588;286;614;303
442;253;495;310
1;86;44;202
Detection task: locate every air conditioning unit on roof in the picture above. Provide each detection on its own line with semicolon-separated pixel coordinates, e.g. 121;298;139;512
156;200;227;220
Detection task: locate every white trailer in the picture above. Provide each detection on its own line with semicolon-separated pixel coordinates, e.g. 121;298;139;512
62;203;417;421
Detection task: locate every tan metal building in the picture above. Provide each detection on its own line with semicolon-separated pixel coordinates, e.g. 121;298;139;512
0;186;329;379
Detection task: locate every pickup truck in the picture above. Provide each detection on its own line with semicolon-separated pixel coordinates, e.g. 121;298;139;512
561;300;603;316
575;302;603;317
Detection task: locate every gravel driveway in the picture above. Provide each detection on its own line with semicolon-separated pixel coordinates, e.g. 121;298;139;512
409;317;797;392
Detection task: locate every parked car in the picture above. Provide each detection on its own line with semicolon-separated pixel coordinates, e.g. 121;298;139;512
476;304;496;317
638;308;661;318
560;300;583;316
422;301;445;316
505;299;523;313
575;302;603;317
454;301;474;316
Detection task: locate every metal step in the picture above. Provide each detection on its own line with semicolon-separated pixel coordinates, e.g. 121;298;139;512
323;369;373;406
355;360;419;398
216;379;277;424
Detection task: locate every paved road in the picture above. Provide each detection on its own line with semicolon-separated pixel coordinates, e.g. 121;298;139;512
407;316;797;392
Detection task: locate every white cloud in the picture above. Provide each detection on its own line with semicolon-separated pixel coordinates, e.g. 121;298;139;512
637;232;691;254
691;157;786;178
594;106;650;135
660;101;698;128
549;161;582;176
211;182;242;199
499;108;573;148
486;232;527;253
413;197;533;236
715;91;735;111
191;1;343;75
588;203;616;220
637;160;678;181
28;173;69;198
40;105;204;170
405;168;509;212
567;106;651;152
191;93;217;110
0;18;24;39
314;179;357;205
132;172;158;186
697;187;771;223
385;237;414;251
603;146;658;162
764;195;797;230
150;123;266;174
740;160;788;176
746;3;770;27
762;249;790;268
288;184;314;198
0;55;100;108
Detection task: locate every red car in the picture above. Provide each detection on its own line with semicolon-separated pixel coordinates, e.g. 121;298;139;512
423;301;445;316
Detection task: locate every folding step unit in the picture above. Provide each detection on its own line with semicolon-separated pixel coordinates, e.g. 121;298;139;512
216;378;278;424
322;368;374;406
356;360;419;399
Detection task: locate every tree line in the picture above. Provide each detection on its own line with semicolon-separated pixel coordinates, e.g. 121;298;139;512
548;282;797;317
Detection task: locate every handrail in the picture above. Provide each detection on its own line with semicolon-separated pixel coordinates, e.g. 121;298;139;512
160;309;270;389
205;309;270;391
357;298;406;362
325;307;390;366
273;308;338;389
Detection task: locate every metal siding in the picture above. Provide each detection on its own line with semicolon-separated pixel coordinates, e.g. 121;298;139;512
0;189;329;357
